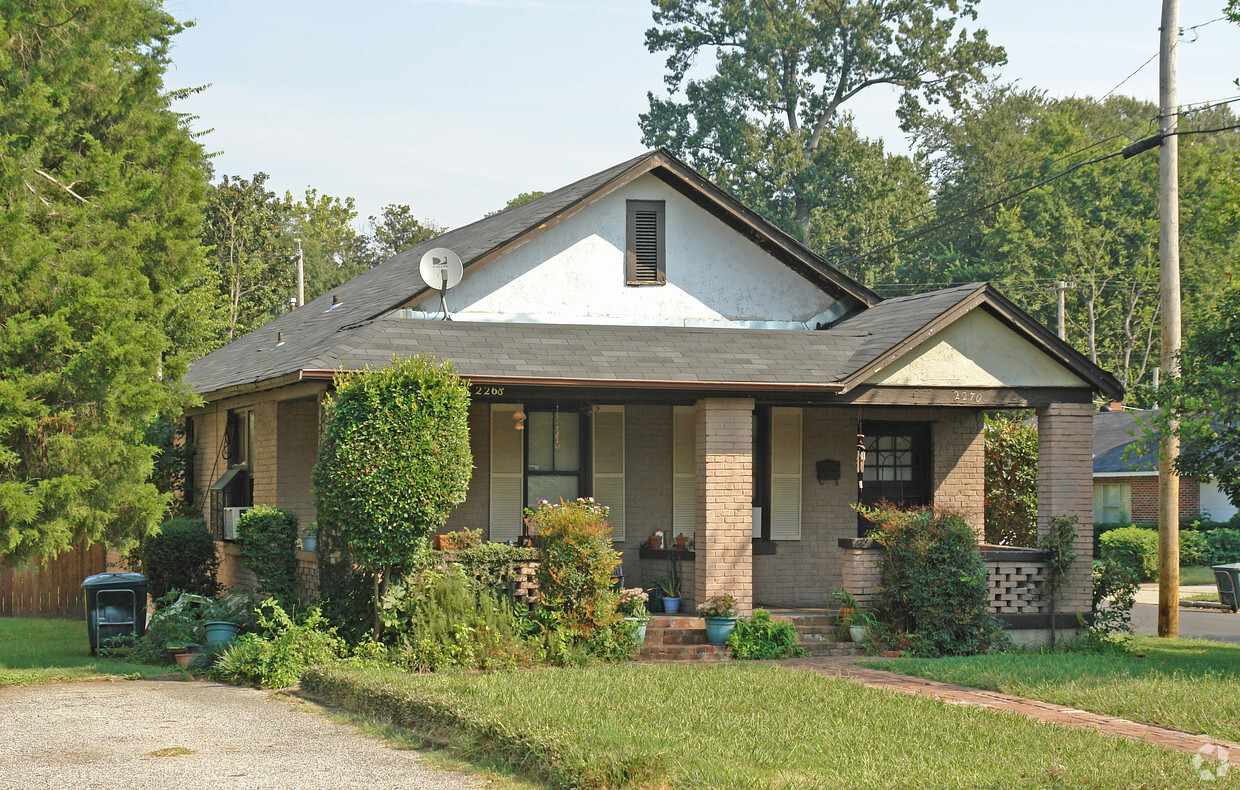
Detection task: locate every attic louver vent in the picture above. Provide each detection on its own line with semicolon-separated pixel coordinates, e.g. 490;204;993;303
626;200;665;285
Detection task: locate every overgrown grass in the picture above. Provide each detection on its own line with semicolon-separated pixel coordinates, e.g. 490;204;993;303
872;635;1240;743
1180;565;1218;586
0;617;169;686
303;661;1234;789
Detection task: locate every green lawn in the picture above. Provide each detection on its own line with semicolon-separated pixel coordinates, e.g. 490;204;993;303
303;661;1236;790
871;635;1240;743
1181;566;1218;586
0;617;170;686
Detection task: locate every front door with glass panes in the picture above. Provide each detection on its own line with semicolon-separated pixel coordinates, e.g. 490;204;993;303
858;421;931;535
524;408;585;508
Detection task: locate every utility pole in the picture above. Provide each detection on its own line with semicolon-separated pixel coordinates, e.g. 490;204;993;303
1050;280;1072;340
1157;0;1181;638
295;238;305;308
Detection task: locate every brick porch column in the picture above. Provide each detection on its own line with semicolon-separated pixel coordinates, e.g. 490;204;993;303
694;398;754;615
1036;402;1094;617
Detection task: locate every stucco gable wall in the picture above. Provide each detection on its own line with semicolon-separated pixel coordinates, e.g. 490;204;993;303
864;310;1089;389
412;173;841;326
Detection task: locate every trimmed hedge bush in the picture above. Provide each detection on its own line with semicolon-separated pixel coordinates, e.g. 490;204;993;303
1206;529;1240;566
141;518;220;600
1098;527;1157;581
236;505;300;603
1179;529;1208;568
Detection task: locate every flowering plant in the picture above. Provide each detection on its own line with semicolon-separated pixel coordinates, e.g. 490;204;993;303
697;593;738;619
617;587;649;618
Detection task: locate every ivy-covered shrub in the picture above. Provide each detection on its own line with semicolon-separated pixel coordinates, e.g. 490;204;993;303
1092;558;1139;634
529;498;621;637
379;565;530;671
726;609;806;659
141;518;220;600
1206;528;1240;566
861;505;1005;657
212;602;346;688
1098;527;1158;582
236;505;300;603
314;355;472;636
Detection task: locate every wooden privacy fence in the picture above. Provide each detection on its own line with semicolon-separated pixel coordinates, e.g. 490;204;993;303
0;543;107;618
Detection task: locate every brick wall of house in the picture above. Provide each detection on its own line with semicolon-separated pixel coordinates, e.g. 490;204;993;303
1037;402;1094;614
753;406;987;608
190;409;227;521
623;404;674;586
693;398;754;615
276;398;319;530
250;400;278;506
1111;475;1201;523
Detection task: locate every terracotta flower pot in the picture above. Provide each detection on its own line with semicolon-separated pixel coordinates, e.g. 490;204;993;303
676;536;689;551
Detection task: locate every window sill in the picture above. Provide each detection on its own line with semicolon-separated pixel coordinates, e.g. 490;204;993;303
638;547;695;561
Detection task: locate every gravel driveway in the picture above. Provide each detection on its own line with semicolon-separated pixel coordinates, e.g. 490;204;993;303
0;679;485;790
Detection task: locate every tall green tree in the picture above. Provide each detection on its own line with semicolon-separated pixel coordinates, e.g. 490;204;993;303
287;188;370;298
909;88;1239;399
1148;286;1240;507
204;173;291;342
640;0;1003;242
366;203;443;262
0;0;211;560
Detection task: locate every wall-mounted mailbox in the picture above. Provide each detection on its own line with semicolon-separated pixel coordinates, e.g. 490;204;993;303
816;459;842;485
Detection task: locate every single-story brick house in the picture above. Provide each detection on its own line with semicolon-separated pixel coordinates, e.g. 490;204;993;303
184;149;1122;627
1093;406;1237;524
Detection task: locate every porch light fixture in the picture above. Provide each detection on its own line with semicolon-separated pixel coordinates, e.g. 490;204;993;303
513;410;526;431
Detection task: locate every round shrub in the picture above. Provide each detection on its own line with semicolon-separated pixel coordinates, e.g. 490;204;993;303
314;355;472;636
141;518;220;600
1206;528;1240;566
862;505;1004;657
530;498;621;636
236;505;300;603
1098;527;1158;582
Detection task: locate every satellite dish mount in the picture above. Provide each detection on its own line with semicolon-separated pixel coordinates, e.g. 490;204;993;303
418;248;463;321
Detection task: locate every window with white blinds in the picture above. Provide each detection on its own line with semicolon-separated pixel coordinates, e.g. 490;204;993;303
672;405;696;539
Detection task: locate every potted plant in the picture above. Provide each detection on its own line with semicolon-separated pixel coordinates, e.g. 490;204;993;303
849;611;878;644
201;593;252;649
657;564;682;613
617;587;651;644
697;593;739;645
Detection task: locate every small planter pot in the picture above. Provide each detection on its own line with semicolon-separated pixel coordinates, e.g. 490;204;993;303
662;596;681;614
703;616;738;646
300;534;317;552
624;617;649;644
849;625;868;644
881;650;903;658
204;620;241;649
171;646;202;669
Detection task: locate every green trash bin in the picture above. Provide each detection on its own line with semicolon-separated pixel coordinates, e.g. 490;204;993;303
1213;563;1240;613
81;572;148;654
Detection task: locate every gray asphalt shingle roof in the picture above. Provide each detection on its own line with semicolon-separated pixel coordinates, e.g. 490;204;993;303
1094;409;1158;473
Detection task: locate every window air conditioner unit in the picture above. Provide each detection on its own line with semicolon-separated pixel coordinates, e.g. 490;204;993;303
223;507;251;540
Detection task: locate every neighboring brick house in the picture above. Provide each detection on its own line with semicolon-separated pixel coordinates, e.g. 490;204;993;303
184;149;1122;635
1093;407;1237;524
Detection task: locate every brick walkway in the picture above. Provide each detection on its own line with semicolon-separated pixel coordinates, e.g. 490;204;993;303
788;658;1240;764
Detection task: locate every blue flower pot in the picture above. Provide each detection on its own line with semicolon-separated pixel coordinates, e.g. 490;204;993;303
703;616;738;646
204;620;240;649
662;597;681;614
624;617;648;644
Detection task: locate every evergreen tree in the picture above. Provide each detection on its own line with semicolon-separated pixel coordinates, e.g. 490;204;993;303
0;0;212;560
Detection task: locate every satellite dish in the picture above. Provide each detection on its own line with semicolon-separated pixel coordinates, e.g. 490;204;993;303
419;247;463;291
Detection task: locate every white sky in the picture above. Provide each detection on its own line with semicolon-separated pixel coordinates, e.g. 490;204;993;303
163;1;1240;229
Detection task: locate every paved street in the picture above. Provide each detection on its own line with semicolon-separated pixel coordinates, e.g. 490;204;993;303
0;680;483;790
1131;603;1240;644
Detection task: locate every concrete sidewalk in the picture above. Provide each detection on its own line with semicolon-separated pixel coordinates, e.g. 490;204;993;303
1134;583;1217;606
791;658;1240;765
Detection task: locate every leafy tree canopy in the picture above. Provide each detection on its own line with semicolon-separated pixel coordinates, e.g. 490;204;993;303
0;0;211;560
367;203;444;261
640;0;1003;242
